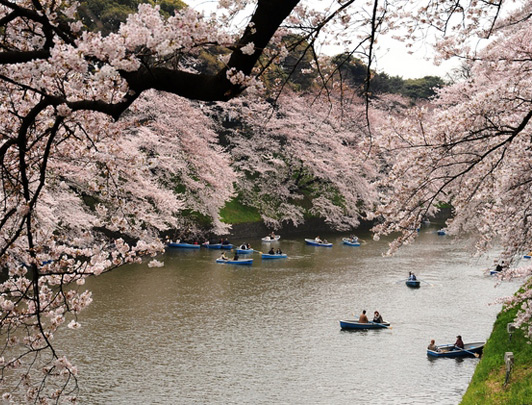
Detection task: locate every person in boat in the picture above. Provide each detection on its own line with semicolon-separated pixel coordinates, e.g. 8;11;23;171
427;339;440;352
455;335;465;349
233;252;239;260
315;236;322;243
494;260;505;272
222;238;230;245
276;248;282;255
219;252;228;261
270;232;276;239
240;243;248;250
372;311;383;323
408;272;417;281
358;310;369;323
246;243;251;249
268;247;275;255
350;235;358;242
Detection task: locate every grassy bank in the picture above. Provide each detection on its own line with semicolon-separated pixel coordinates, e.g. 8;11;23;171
219;197;261;224
461;295;532;404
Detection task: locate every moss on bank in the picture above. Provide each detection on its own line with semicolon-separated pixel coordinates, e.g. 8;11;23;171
219;197;261;224
460;301;532;404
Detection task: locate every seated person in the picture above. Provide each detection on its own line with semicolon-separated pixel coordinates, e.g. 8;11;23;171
358;310;369;323
455;335;464;349
219;253;228;260
233;253;239;260
372;311;383;323
427;339;439;352
276;248;282;255
268;247;275;255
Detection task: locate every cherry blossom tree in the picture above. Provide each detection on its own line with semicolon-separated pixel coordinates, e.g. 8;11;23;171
0;0;520;401
217;89;379;230
373;3;532;338
0;0;385;400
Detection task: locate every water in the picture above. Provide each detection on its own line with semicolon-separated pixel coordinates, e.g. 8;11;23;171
57;227;520;404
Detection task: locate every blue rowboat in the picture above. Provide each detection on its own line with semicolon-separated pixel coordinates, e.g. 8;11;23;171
305;238;333;247
261;253;287;259
437;229;446;235
203;243;234;249
342;238;360;246
216;258;253;265
427;342;485;358
236;248;254;254
490;270;502;276
167;242;200;249
524;255;531;259
406;280;420;288
339;320;390;330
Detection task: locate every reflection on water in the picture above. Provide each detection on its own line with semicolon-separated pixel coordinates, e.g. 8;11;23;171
56;227;520;404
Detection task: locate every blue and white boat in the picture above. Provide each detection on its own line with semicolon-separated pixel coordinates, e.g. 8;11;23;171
203;243;234;250
437;229;446;235
236;248;254;254
305;238;333;247
342;237;360;246
339;320;390;330
406;279;421;288
261;253;287;259
262;235;281;242
167;242;200;249
216;258;253;265
427;342;484;358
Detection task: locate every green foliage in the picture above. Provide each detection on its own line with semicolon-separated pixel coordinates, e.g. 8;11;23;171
331;53;368;89
279;35;318;91
330;52;445;100
460;294;532;404
78;0;186;34
195;46;229;76
220;197;262;224
400;76;445;100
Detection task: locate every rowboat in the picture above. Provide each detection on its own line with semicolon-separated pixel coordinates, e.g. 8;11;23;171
305;238;333;247
262;235;281;242
236;248;254;254
339;320;390;330
261;253;287;259
437;229;446;235
167;242;200;249
342;238;360;246
203;243;234;249
490;270;502;276
427;342;485;358
406;280;421;288
524;255;531;259
216;258;253;265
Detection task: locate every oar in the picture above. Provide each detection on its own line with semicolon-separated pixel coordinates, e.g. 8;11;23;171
370;321;392;329
455;345;479;358
395;278;409;284
418;279;433;286
253;249;264;254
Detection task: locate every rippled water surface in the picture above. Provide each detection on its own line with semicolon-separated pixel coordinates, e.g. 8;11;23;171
58;227;521;404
